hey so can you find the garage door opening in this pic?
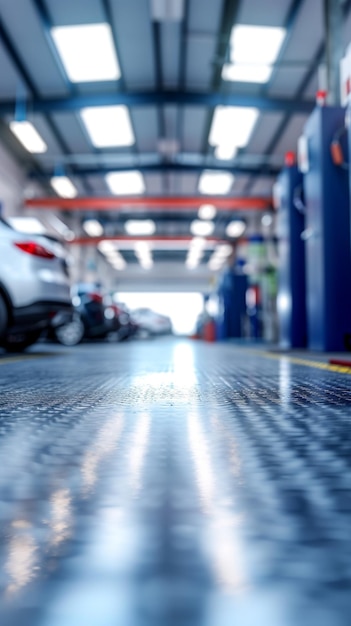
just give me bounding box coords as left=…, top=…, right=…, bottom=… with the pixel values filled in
left=116, top=292, right=204, bottom=335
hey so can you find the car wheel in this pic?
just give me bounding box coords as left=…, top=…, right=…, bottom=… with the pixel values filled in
left=0, top=294, right=8, bottom=337
left=1, top=329, right=42, bottom=353
left=54, top=314, right=85, bottom=346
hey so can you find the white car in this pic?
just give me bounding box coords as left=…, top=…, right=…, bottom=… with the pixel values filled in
left=131, top=307, right=172, bottom=336
left=0, top=218, right=72, bottom=352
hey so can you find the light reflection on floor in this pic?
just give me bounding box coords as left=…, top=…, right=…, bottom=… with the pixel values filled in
left=0, top=338, right=350, bottom=626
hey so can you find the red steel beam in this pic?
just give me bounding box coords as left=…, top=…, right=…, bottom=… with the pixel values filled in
left=25, top=196, right=272, bottom=211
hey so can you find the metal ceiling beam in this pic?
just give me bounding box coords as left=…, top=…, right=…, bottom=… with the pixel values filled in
left=68, top=236, right=233, bottom=247
left=25, top=196, right=271, bottom=210
left=28, top=161, right=280, bottom=179
left=0, top=90, right=314, bottom=117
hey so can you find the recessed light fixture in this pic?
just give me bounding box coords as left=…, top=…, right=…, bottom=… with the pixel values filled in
left=106, top=171, right=145, bottom=195
left=10, top=121, right=47, bottom=153
left=223, top=24, right=286, bottom=84
left=209, top=106, right=259, bottom=156
left=8, top=217, right=46, bottom=234
left=198, top=204, right=217, bottom=220
left=198, top=171, right=234, bottom=195
left=51, top=23, right=121, bottom=82
left=81, top=106, right=135, bottom=148
left=190, top=220, right=215, bottom=237
left=125, top=220, right=155, bottom=236
left=83, top=219, right=104, bottom=237
left=50, top=176, right=78, bottom=198
left=226, top=220, right=246, bottom=238
left=261, top=214, right=273, bottom=227
left=214, top=144, right=238, bottom=160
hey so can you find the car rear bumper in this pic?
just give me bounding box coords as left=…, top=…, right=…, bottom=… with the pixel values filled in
left=11, top=300, right=73, bottom=332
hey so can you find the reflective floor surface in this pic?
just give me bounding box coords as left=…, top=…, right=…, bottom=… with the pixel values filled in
left=0, top=337, right=351, bottom=626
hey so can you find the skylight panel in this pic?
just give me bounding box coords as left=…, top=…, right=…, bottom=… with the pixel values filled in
left=80, top=106, right=135, bottom=148
left=198, top=171, right=234, bottom=195
left=209, top=106, right=259, bottom=151
left=51, top=23, right=120, bottom=82
left=230, top=25, right=286, bottom=65
left=223, top=24, right=286, bottom=84
left=222, top=63, right=273, bottom=84
left=105, top=172, right=145, bottom=195
left=10, top=121, right=47, bottom=153
left=50, top=176, right=78, bottom=198
left=125, top=220, right=156, bottom=236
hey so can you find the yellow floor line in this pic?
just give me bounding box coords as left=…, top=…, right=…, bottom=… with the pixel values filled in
left=239, top=348, right=351, bottom=376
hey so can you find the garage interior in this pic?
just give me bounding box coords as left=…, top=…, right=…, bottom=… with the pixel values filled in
left=1, top=1, right=351, bottom=625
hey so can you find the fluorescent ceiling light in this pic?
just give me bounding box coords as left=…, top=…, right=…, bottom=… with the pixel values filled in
left=223, top=25, right=285, bottom=84
left=222, top=63, right=272, bottom=83
left=214, top=144, right=238, bottom=160
left=106, top=171, right=145, bottom=195
left=198, top=171, right=234, bottom=195
left=51, top=23, right=120, bottom=82
left=134, top=241, right=151, bottom=254
left=10, top=121, right=47, bottom=153
left=98, top=241, right=119, bottom=253
left=125, top=220, right=155, bottom=236
left=109, top=257, right=126, bottom=270
left=215, top=243, right=233, bottom=257
left=8, top=217, right=46, bottom=234
left=190, top=220, right=215, bottom=237
left=190, top=237, right=207, bottom=249
left=230, top=25, right=286, bottom=65
left=50, top=176, right=78, bottom=198
left=222, top=63, right=273, bottom=83
left=186, top=257, right=200, bottom=269
left=139, top=257, right=153, bottom=269
left=83, top=219, right=104, bottom=237
left=81, top=106, right=134, bottom=148
left=226, top=220, right=246, bottom=238
left=209, top=106, right=259, bottom=149
left=198, top=204, right=217, bottom=220
left=151, top=0, right=185, bottom=21
left=262, top=214, right=273, bottom=227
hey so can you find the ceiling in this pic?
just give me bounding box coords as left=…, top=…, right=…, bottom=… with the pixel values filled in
left=0, top=0, right=351, bottom=285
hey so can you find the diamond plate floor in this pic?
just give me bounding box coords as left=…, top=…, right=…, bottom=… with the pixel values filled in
left=0, top=337, right=350, bottom=626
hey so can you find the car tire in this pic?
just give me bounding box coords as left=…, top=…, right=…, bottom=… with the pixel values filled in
left=54, top=314, right=85, bottom=346
left=0, top=294, right=8, bottom=338
left=1, top=329, right=42, bottom=353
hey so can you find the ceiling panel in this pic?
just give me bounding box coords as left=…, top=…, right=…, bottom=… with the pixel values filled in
left=179, top=174, right=199, bottom=194
left=246, top=112, right=284, bottom=153
left=160, top=23, right=182, bottom=88
left=278, top=0, right=323, bottom=64
left=302, top=70, right=318, bottom=100
left=185, top=35, right=217, bottom=90
left=232, top=175, right=252, bottom=194
left=164, top=105, right=179, bottom=139
left=273, top=113, right=308, bottom=156
left=268, top=66, right=308, bottom=98
left=144, top=174, right=164, bottom=195
left=250, top=176, right=275, bottom=196
left=182, top=106, right=208, bottom=153
left=45, top=0, right=105, bottom=25
left=188, top=0, right=224, bottom=34
left=131, top=107, right=159, bottom=152
left=109, top=0, right=156, bottom=89
left=51, top=113, right=93, bottom=154
left=86, top=175, right=110, bottom=194
left=237, top=0, right=291, bottom=26
left=0, top=40, right=25, bottom=99
left=0, top=0, right=69, bottom=97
